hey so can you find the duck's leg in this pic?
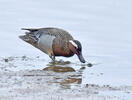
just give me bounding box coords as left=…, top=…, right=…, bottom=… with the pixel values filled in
left=49, top=55, right=55, bottom=62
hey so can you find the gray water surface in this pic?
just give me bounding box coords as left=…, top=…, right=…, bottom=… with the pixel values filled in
left=0, top=0, right=132, bottom=100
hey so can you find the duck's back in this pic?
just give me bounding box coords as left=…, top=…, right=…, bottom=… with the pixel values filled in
left=37, top=28, right=73, bottom=40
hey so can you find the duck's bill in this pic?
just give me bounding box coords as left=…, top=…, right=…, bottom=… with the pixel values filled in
left=77, top=52, right=86, bottom=63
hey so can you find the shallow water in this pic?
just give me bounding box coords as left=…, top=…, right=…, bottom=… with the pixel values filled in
left=0, top=0, right=132, bottom=100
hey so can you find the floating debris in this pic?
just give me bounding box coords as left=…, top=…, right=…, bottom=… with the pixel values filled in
left=87, top=63, right=93, bottom=67
left=4, top=58, right=9, bottom=62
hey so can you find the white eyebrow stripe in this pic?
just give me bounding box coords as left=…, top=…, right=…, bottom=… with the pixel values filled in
left=69, top=40, right=78, bottom=48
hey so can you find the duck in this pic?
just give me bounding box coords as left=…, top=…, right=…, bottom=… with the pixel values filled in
left=19, top=27, right=85, bottom=63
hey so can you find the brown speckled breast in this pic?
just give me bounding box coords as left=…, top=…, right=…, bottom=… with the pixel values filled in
left=50, top=28, right=74, bottom=57
left=52, top=37, right=74, bottom=57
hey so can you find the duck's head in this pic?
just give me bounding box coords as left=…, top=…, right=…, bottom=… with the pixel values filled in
left=69, top=40, right=86, bottom=63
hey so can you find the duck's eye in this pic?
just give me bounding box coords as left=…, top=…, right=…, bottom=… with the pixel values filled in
left=74, top=46, right=77, bottom=49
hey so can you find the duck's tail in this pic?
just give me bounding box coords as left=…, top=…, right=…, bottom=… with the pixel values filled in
left=21, top=28, right=39, bottom=32
left=19, top=28, right=40, bottom=49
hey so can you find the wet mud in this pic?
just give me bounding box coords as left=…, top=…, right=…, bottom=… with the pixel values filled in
left=0, top=56, right=131, bottom=100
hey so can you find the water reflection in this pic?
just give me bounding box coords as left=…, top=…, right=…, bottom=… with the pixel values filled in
left=43, top=60, right=86, bottom=89
left=43, top=60, right=75, bottom=72
left=43, top=66, right=75, bottom=72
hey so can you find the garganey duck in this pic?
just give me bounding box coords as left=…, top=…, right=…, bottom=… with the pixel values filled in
left=19, top=27, right=85, bottom=63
